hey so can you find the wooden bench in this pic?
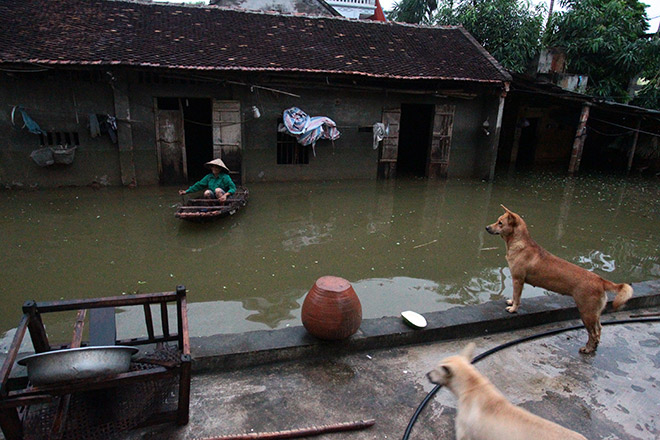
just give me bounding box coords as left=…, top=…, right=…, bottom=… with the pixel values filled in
left=0, top=286, right=191, bottom=440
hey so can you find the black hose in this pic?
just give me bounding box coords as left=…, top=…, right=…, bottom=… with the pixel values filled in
left=401, top=317, right=660, bottom=440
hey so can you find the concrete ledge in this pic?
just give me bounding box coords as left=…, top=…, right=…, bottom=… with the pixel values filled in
left=191, top=279, right=660, bottom=373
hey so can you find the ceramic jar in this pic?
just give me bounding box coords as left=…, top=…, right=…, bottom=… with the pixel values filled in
left=301, top=276, right=362, bottom=340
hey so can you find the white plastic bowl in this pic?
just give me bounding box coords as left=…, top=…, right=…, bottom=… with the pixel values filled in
left=401, top=310, right=427, bottom=329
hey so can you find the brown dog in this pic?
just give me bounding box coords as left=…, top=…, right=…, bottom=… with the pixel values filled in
left=486, top=205, right=633, bottom=354
left=427, top=343, right=588, bottom=440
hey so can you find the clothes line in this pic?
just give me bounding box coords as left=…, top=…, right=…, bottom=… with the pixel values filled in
left=161, top=72, right=301, bottom=98
left=586, top=125, right=633, bottom=137
left=589, top=116, right=660, bottom=137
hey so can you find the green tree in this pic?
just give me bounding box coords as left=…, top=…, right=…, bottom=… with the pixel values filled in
left=388, top=0, right=438, bottom=24
left=389, top=0, right=545, bottom=73
left=630, top=34, right=660, bottom=109
left=433, top=0, right=546, bottom=73
left=544, top=0, right=654, bottom=104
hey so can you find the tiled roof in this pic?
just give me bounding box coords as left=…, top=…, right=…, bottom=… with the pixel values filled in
left=0, top=0, right=510, bottom=83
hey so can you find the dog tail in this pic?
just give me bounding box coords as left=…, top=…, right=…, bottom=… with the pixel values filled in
left=605, top=281, right=633, bottom=310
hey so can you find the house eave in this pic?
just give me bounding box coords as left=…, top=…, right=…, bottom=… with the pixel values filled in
left=1, top=60, right=508, bottom=86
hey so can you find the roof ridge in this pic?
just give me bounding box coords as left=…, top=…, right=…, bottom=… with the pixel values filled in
left=456, top=26, right=512, bottom=83
left=106, top=0, right=465, bottom=28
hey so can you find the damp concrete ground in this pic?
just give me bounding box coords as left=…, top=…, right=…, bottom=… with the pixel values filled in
left=126, top=280, right=660, bottom=440
left=2, top=281, right=659, bottom=440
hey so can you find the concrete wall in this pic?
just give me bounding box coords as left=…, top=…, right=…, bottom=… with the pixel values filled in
left=239, top=85, right=500, bottom=182
left=0, top=68, right=502, bottom=188
left=0, top=71, right=121, bottom=188
left=240, top=85, right=383, bottom=182
left=450, top=94, right=499, bottom=179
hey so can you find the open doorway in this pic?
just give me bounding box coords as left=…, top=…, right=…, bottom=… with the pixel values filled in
left=182, top=98, right=213, bottom=182
left=397, top=104, right=435, bottom=178
left=155, top=98, right=212, bottom=184
left=515, top=118, right=539, bottom=170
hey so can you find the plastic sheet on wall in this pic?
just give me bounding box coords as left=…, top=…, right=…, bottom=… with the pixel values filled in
left=279, top=107, right=340, bottom=156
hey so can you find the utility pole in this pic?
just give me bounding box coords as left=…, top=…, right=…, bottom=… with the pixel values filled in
left=546, top=0, right=555, bottom=29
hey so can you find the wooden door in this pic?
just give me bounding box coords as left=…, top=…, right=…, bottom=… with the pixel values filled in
left=212, top=100, right=242, bottom=181
left=155, top=105, right=187, bottom=184
left=427, top=104, right=455, bottom=179
left=379, top=108, right=400, bottom=179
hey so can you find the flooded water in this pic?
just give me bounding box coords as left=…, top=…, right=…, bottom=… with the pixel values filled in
left=1, top=173, right=659, bottom=344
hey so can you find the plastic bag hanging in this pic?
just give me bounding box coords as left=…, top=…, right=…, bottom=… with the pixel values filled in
left=280, top=107, right=340, bottom=156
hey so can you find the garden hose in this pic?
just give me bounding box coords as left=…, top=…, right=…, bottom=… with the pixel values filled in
left=401, top=317, right=660, bottom=440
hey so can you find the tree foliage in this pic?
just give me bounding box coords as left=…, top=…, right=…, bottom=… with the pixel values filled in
left=387, top=0, right=659, bottom=109
left=389, top=0, right=545, bottom=72
left=631, top=36, right=660, bottom=109
left=433, top=0, right=546, bottom=73
left=388, top=0, right=438, bottom=24
left=544, top=0, right=656, bottom=105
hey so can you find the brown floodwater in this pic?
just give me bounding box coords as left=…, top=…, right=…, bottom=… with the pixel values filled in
left=1, top=172, right=659, bottom=344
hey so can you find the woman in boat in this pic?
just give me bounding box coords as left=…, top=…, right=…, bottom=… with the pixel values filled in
left=178, top=158, right=236, bottom=201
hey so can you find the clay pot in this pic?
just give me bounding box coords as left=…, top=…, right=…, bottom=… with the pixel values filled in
left=301, top=276, right=362, bottom=340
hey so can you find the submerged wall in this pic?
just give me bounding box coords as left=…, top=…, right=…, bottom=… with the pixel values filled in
left=0, top=71, right=122, bottom=187
left=0, top=68, right=501, bottom=188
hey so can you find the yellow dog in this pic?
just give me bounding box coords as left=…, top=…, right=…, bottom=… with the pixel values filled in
left=427, top=343, right=588, bottom=440
left=486, top=205, right=633, bottom=353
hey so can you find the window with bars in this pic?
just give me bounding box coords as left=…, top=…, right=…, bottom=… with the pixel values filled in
left=277, top=118, right=309, bottom=165
left=39, top=131, right=80, bottom=147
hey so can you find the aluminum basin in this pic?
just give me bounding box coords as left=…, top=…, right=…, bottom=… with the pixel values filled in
left=18, top=346, right=139, bottom=385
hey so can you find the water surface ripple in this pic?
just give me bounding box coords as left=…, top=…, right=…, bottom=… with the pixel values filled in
left=1, top=173, right=658, bottom=341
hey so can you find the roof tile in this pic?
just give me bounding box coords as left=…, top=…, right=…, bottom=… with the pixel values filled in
left=0, top=0, right=510, bottom=82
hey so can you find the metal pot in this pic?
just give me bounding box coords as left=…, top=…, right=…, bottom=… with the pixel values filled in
left=18, top=346, right=139, bottom=385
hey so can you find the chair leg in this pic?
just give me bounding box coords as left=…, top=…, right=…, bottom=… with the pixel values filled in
left=0, top=408, right=23, bottom=440
left=177, top=354, right=191, bottom=426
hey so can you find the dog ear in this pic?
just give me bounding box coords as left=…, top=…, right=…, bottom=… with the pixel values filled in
left=460, top=342, right=476, bottom=361
left=442, top=365, right=452, bottom=378
left=500, top=205, right=517, bottom=224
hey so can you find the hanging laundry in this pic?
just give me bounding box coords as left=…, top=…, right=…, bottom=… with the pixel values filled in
left=11, top=106, right=44, bottom=135
left=372, top=122, right=387, bottom=150
left=282, top=107, right=309, bottom=135
left=98, top=114, right=118, bottom=143
left=106, top=115, right=117, bottom=143
left=89, top=113, right=101, bottom=138
left=280, top=107, right=340, bottom=156
left=107, top=115, right=117, bottom=131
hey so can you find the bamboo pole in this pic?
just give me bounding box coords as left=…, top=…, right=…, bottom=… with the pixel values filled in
left=488, top=85, right=508, bottom=181
left=626, top=119, right=641, bottom=173
left=195, top=419, right=376, bottom=440
left=568, top=102, right=591, bottom=175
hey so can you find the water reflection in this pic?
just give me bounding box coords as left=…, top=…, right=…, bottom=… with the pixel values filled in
left=578, top=250, right=617, bottom=273
left=1, top=173, right=659, bottom=342
left=242, top=294, right=302, bottom=327
left=282, top=222, right=334, bottom=252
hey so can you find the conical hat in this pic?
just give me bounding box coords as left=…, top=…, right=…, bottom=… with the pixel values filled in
left=205, top=158, right=231, bottom=173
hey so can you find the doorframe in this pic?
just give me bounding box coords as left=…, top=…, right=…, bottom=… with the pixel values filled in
left=154, top=97, right=188, bottom=184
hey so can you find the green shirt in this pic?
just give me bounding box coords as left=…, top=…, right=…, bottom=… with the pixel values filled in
left=185, top=173, right=236, bottom=195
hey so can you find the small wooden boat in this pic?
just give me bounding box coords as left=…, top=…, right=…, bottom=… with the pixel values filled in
left=175, top=187, right=249, bottom=222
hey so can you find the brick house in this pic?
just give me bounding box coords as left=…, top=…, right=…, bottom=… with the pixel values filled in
left=0, top=0, right=510, bottom=188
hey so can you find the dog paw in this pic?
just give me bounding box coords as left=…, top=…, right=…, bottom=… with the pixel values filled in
left=579, top=346, right=596, bottom=355
left=505, top=306, right=518, bottom=313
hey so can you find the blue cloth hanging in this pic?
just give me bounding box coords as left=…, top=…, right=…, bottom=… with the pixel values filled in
left=13, top=106, right=45, bottom=135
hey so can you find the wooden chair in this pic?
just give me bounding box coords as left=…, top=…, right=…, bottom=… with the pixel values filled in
left=0, top=286, right=191, bottom=440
